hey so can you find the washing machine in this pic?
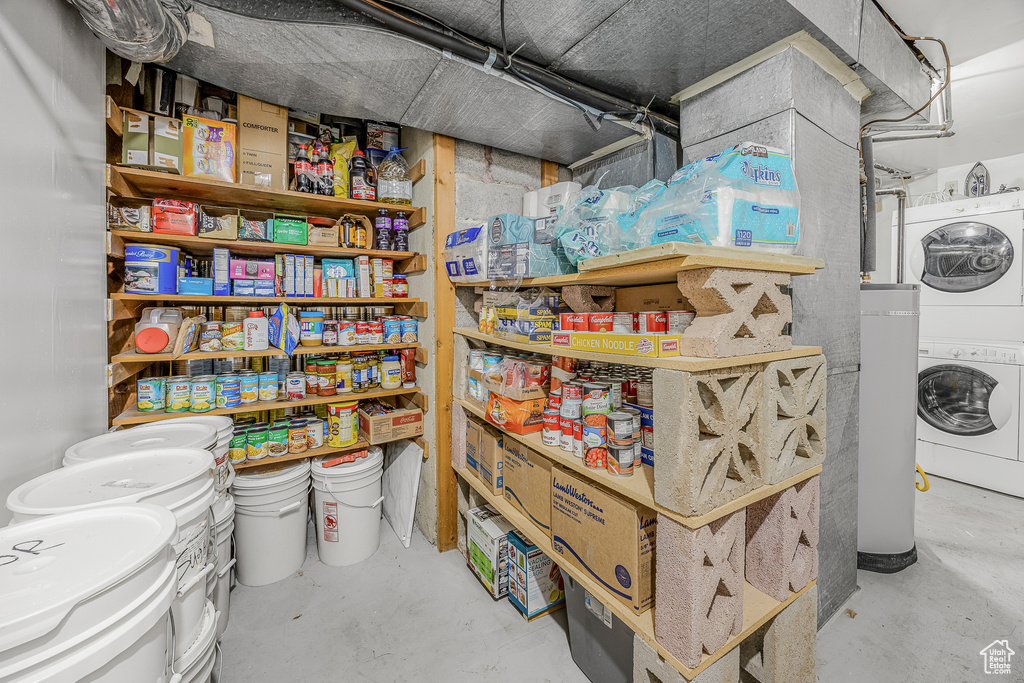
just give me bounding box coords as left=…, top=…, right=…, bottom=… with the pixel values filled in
left=916, top=338, right=1024, bottom=497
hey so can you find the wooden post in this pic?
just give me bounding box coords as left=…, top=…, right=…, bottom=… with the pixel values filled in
left=541, top=159, right=559, bottom=187
left=434, top=134, right=459, bottom=553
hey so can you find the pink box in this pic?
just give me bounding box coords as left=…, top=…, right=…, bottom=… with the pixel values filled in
left=230, top=258, right=275, bottom=280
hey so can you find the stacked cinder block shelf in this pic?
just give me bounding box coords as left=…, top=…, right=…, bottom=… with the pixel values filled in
left=450, top=244, right=826, bottom=682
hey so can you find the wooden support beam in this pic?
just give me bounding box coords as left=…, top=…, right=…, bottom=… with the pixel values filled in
left=409, top=158, right=426, bottom=185
left=415, top=347, right=428, bottom=364
left=107, top=231, right=125, bottom=259
left=541, top=159, right=559, bottom=187
left=414, top=436, right=430, bottom=461
left=105, top=164, right=138, bottom=199
left=107, top=360, right=153, bottom=387
left=397, top=301, right=428, bottom=318
left=434, top=133, right=458, bottom=553
left=106, top=96, right=122, bottom=136
left=106, top=298, right=145, bottom=322
left=409, top=391, right=429, bottom=413
left=395, top=253, right=428, bottom=275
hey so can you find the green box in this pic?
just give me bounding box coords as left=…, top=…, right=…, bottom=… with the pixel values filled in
left=273, top=215, right=308, bottom=245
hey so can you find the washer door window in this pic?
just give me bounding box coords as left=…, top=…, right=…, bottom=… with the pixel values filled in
left=919, top=222, right=1013, bottom=293
left=918, top=364, right=1009, bottom=436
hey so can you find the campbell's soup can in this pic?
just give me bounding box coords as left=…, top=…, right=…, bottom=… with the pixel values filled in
left=367, top=321, right=385, bottom=344
left=589, top=313, right=614, bottom=333
left=572, top=419, right=583, bottom=459
left=562, top=381, right=583, bottom=404
left=668, top=310, right=696, bottom=333
left=612, top=312, right=634, bottom=334
left=542, top=409, right=561, bottom=446
left=607, top=444, right=634, bottom=475
left=548, top=388, right=562, bottom=410
left=164, top=376, right=191, bottom=413
left=637, top=311, right=668, bottom=334
left=571, top=313, right=589, bottom=331
left=582, top=382, right=611, bottom=416
left=559, top=416, right=574, bottom=452
left=355, top=320, right=369, bottom=344
left=625, top=377, right=638, bottom=403
left=559, top=313, right=575, bottom=331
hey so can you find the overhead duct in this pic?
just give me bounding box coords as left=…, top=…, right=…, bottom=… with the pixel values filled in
left=68, top=0, right=190, bottom=63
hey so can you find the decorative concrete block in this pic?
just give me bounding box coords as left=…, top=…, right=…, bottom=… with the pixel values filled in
left=745, top=477, right=819, bottom=602
left=676, top=269, right=792, bottom=358
left=633, top=633, right=740, bottom=683
left=653, top=366, right=764, bottom=516
left=739, top=585, right=817, bottom=683
left=451, top=401, right=467, bottom=469
left=655, top=511, right=745, bottom=669
left=761, top=355, right=827, bottom=484
left=562, top=285, right=615, bottom=312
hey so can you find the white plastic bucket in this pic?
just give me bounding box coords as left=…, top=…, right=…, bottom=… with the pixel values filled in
left=171, top=600, right=218, bottom=683
left=207, top=493, right=235, bottom=640
left=231, top=460, right=311, bottom=586
left=0, top=506, right=179, bottom=683
left=7, top=449, right=217, bottom=661
left=311, top=449, right=384, bottom=567
left=159, top=416, right=234, bottom=491
left=63, top=423, right=218, bottom=467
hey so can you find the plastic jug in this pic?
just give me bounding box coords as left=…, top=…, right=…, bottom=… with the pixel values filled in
left=134, top=307, right=185, bottom=354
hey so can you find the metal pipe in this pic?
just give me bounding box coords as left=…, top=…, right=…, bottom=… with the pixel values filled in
left=877, top=188, right=907, bottom=282
left=873, top=130, right=956, bottom=143
left=873, top=162, right=913, bottom=179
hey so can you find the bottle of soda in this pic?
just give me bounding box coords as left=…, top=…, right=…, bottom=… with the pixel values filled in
left=318, top=148, right=334, bottom=196
left=350, top=150, right=376, bottom=201
left=294, top=144, right=314, bottom=194
left=310, top=148, right=322, bottom=196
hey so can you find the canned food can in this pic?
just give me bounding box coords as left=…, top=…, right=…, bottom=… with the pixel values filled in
left=559, top=398, right=581, bottom=420
left=238, top=372, right=258, bottom=404
left=571, top=313, right=589, bottom=331
left=305, top=418, right=324, bottom=449
left=383, top=319, right=402, bottom=344
left=401, top=319, right=418, bottom=343
left=605, top=411, right=635, bottom=446
left=559, top=416, right=573, bottom=452
left=286, top=372, right=306, bottom=400
left=246, top=425, right=269, bottom=461
left=562, top=381, right=583, bottom=403
left=542, top=409, right=561, bottom=446
left=589, top=313, right=614, bottom=333
left=547, top=388, right=562, bottom=410
left=258, top=372, right=279, bottom=401
left=327, top=402, right=360, bottom=447
left=637, top=380, right=654, bottom=407
left=607, top=444, right=634, bottom=475
left=288, top=420, right=308, bottom=454
left=164, top=376, right=191, bottom=413
left=642, top=424, right=654, bottom=450
left=612, top=312, right=634, bottom=334
left=559, top=313, right=575, bottom=331
left=581, top=382, right=611, bottom=416
left=367, top=321, right=384, bottom=344
left=267, top=422, right=289, bottom=457
left=626, top=377, right=638, bottom=403
left=594, top=375, right=622, bottom=409
left=355, top=321, right=369, bottom=344
left=189, top=376, right=215, bottom=413
left=483, top=353, right=503, bottom=374
left=637, top=311, right=667, bottom=333
left=667, top=310, right=696, bottom=334
left=339, top=321, right=356, bottom=346
left=572, top=419, right=583, bottom=459
left=582, top=414, right=607, bottom=469
left=136, top=378, right=165, bottom=412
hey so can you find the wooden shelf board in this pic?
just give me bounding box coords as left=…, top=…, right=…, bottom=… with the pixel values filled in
left=105, top=96, right=122, bottom=136
left=456, top=396, right=820, bottom=529
left=112, top=342, right=423, bottom=363
left=110, top=293, right=421, bottom=306
left=112, top=385, right=421, bottom=425
left=454, top=466, right=815, bottom=680
left=109, top=166, right=426, bottom=228
left=455, top=243, right=823, bottom=288
left=233, top=441, right=369, bottom=471
left=454, top=328, right=821, bottom=372
left=409, top=158, right=426, bottom=185
left=109, top=229, right=420, bottom=263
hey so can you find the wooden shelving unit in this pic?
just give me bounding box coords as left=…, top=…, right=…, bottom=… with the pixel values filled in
left=234, top=440, right=370, bottom=471
left=110, top=292, right=424, bottom=307
left=455, top=465, right=815, bottom=679
left=111, top=342, right=421, bottom=363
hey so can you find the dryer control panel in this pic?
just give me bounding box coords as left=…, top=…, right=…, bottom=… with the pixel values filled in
left=919, top=340, right=1024, bottom=364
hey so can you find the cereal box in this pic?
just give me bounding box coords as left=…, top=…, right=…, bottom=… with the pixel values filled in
left=182, top=114, right=236, bottom=183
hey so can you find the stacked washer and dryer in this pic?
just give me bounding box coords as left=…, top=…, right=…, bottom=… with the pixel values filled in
left=901, top=190, right=1024, bottom=497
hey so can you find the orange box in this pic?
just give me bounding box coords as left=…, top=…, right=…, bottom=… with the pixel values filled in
left=550, top=331, right=681, bottom=358
left=182, top=114, right=236, bottom=183
left=485, top=393, right=545, bottom=435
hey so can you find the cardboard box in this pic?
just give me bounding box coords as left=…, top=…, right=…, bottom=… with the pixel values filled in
left=477, top=425, right=504, bottom=496
left=358, top=406, right=424, bottom=444
left=237, top=96, right=288, bottom=189
left=152, top=199, right=197, bottom=235
left=465, top=418, right=484, bottom=476
left=507, top=529, right=566, bottom=620
left=467, top=505, right=515, bottom=599
left=478, top=369, right=548, bottom=402
left=356, top=256, right=371, bottom=298
left=273, top=215, right=308, bottom=246
left=152, top=116, right=182, bottom=172
left=197, top=205, right=238, bottom=240
left=213, top=248, right=230, bottom=296
left=107, top=198, right=152, bottom=232
left=614, top=282, right=691, bottom=312
left=308, top=217, right=339, bottom=246
left=321, top=259, right=355, bottom=279
left=284, top=255, right=296, bottom=296
left=485, top=394, right=545, bottom=435
left=233, top=279, right=255, bottom=296
left=550, top=331, right=681, bottom=358
left=239, top=210, right=273, bottom=242
left=177, top=277, right=213, bottom=296
left=502, top=439, right=552, bottom=534
left=229, top=259, right=274, bottom=280
left=550, top=468, right=657, bottom=614
left=366, top=121, right=399, bottom=150
left=182, top=114, right=236, bottom=183
left=122, top=110, right=151, bottom=166
left=254, top=280, right=276, bottom=296
left=494, top=328, right=552, bottom=345
left=304, top=255, right=315, bottom=299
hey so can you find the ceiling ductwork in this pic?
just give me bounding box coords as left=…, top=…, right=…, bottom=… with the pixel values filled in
left=68, top=0, right=190, bottom=62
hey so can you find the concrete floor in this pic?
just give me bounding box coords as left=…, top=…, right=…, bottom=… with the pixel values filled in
left=221, top=476, right=1023, bottom=682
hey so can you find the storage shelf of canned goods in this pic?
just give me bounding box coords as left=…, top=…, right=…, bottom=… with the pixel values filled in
left=454, top=327, right=821, bottom=372
left=108, top=165, right=427, bottom=229
left=110, top=293, right=424, bottom=307
left=111, top=343, right=422, bottom=363
left=453, top=464, right=816, bottom=680
left=108, top=229, right=424, bottom=264
left=112, top=385, right=422, bottom=426
left=455, top=397, right=821, bottom=529
left=233, top=441, right=371, bottom=471
left=452, top=243, right=824, bottom=289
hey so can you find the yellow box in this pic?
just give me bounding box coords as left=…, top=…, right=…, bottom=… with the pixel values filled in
left=550, top=331, right=681, bottom=358
left=182, top=114, right=236, bottom=183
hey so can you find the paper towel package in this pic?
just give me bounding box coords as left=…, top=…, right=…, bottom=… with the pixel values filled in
left=522, top=182, right=582, bottom=218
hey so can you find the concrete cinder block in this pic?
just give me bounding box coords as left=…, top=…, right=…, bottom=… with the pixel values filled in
left=562, top=285, right=616, bottom=312
left=739, top=585, right=817, bottom=683
left=677, top=269, right=792, bottom=358
left=633, top=633, right=740, bottom=683
left=745, top=477, right=819, bottom=602
left=453, top=334, right=470, bottom=401
left=655, top=511, right=745, bottom=669
left=455, top=139, right=541, bottom=190
left=451, top=401, right=467, bottom=470
left=761, top=355, right=827, bottom=484
left=653, top=366, right=764, bottom=516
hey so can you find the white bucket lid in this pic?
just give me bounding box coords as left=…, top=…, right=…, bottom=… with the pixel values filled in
left=311, top=447, right=384, bottom=480
left=8, top=449, right=215, bottom=519
left=231, top=458, right=311, bottom=491
left=64, top=422, right=218, bottom=466
left=212, top=492, right=235, bottom=528
left=0, top=505, right=178, bottom=654
left=173, top=599, right=218, bottom=676
left=162, top=415, right=234, bottom=441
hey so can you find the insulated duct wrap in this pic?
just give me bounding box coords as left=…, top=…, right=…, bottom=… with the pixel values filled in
left=861, top=136, right=876, bottom=274
left=68, top=0, right=190, bottom=62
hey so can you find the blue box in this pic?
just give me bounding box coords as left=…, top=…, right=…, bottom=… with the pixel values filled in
left=507, top=529, right=565, bottom=621
left=233, top=279, right=255, bottom=296
left=253, top=280, right=276, bottom=296
left=623, top=402, right=653, bottom=467
left=177, top=277, right=213, bottom=296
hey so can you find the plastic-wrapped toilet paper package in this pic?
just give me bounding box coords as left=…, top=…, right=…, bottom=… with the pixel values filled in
left=443, top=225, right=489, bottom=282
left=554, top=184, right=636, bottom=265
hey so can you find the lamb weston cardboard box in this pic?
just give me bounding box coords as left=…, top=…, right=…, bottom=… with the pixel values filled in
left=550, top=468, right=657, bottom=614
left=502, top=440, right=551, bottom=534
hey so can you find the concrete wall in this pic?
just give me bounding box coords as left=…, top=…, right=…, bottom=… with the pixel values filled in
left=0, top=0, right=106, bottom=525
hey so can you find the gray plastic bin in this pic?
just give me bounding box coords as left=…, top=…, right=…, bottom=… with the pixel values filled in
left=564, top=574, right=634, bottom=683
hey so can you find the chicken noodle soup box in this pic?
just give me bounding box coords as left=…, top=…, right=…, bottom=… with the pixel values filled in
left=550, top=468, right=656, bottom=614
left=507, top=529, right=565, bottom=621
left=467, top=505, right=516, bottom=599
left=502, top=440, right=551, bottom=533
